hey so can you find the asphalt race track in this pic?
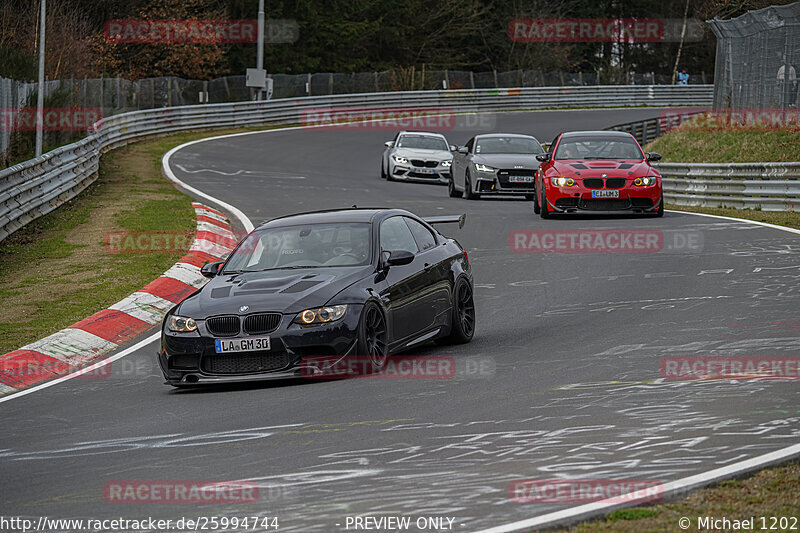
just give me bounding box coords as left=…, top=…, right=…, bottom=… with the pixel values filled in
left=2, top=109, right=799, bottom=532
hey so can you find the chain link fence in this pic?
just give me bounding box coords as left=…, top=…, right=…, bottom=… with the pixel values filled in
left=1, top=69, right=709, bottom=166
left=708, top=2, right=800, bottom=110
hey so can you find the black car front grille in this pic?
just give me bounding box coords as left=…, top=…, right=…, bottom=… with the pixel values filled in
left=582, top=178, right=604, bottom=189
left=631, top=198, right=654, bottom=208
left=410, top=159, right=438, bottom=168
left=243, top=313, right=282, bottom=334
left=605, top=178, right=627, bottom=188
left=203, top=351, right=291, bottom=374
left=408, top=171, right=440, bottom=178
left=169, top=354, right=199, bottom=370
left=579, top=199, right=632, bottom=210
left=206, top=316, right=240, bottom=337
left=555, top=198, right=579, bottom=208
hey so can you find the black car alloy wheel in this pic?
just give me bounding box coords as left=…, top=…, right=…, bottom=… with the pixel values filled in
left=359, top=302, right=388, bottom=368
left=440, top=277, right=475, bottom=344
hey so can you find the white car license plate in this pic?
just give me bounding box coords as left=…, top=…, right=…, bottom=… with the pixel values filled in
left=214, top=337, right=270, bottom=353
left=592, top=190, right=620, bottom=198
left=509, top=176, right=534, bottom=183
left=413, top=168, right=435, bottom=174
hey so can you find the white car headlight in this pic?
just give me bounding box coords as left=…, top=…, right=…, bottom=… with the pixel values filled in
left=442, top=159, right=453, bottom=167
left=475, top=164, right=497, bottom=173
left=167, top=315, right=197, bottom=332
left=293, top=305, right=348, bottom=325
left=393, top=155, right=409, bottom=164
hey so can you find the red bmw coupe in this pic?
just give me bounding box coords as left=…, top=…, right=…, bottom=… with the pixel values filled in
left=534, top=131, right=664, bottom=218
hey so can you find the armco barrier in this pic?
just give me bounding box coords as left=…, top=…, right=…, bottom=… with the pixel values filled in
left=1, top=85, right=713, bottom=242
left=657, top=162, right=800, bottom=211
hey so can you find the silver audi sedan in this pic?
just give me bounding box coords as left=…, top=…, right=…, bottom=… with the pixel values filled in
left=381, top=131, right=454, bottom=185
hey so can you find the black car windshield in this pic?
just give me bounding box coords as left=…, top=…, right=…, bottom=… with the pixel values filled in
left=396, top=135, right=448, bottom=151
left=555, top=136, right=644, bottom=159
left=474, top=137, right=543, bottom=154
left=224, top=223, right=371, bottom=272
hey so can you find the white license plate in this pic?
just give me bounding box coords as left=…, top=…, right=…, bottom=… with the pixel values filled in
left=592, top=190, right=620, bottom=198
left=413, top=168, right=435, bottom=174
left=214, top=337, right=271, bottom=353
left=509, top=176, right=534, bottom=183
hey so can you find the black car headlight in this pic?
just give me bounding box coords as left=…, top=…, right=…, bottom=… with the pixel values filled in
left=293, top=305, right=348, bottom=325
left=167, top=315, right=197, bottom=332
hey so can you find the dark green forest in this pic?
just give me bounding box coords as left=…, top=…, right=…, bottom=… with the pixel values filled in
left=0, top=0, right=796, bottom=82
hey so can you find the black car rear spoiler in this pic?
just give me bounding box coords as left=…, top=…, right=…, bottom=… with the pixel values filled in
left=423, top=214, right=467, bottom=229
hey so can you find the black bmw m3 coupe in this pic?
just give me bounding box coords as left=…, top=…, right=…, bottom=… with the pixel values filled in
left=158, top=208, right=475, bottom=387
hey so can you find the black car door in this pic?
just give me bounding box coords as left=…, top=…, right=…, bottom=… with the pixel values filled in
left=403, top=217, right=452, bottom=332
left=377, top=216, right=431, bottom=345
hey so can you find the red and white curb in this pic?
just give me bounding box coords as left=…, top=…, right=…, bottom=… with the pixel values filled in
left=0, top=202, right=237, bottom=395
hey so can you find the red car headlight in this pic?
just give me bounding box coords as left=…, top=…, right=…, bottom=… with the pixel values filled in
left=550, top=177, right=576, bottom=187
left=633, top=176, right=658, bottom=186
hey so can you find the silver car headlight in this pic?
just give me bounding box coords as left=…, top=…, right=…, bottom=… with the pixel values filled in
left=475, top=164, right=497, bottom=173
left=442, top=159, right=453, bottom=167
left=293, top=305, right=348, bottom=325
left=393, top=155, right=409, bottom=164
left=167, top=315, right=197, bottom=332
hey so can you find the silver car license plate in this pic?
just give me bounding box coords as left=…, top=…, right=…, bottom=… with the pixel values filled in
left=215, top=337, right=270, bottom=353
left=592, top=190, right=620, bottom=198
left=413, top=168, right=435, bottom=174
left=509, top=176, right=534, bottom=183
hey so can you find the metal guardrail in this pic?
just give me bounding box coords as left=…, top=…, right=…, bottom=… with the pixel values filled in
left=606, top=109, right=706, bottom=145
left=657, top=162, right=800, bottom=211
left=0, top=85, right=715, bottom=242
left=606, top=111, right=799, bottom=212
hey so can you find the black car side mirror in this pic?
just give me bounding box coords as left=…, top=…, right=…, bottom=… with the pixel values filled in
left=646, top=152, right=662, bottom=162
left=385, top=250, right=415, bottom=267
left=200, top=261, right=223, bottom=278
left=536, top=153, right=551, bottom=162
left=457, top=146, right=469, bottom=154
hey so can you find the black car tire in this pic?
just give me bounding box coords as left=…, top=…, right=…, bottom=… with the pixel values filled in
left=385, top=163, right=394, bottom=182
left=380, top=160, right=387, bottom=180
left=533, top=189, right=541, bottom=214
left=448, top=176, right=460, bottom=198
left=464, top=170, right=478, bottom=200
left=357, top=302, right=388, bottom=371
left=540, top=187, right=551, bottom=219
left=655, top=192, right=664, bottom=217
left=439, top=277, right=475, bottom=344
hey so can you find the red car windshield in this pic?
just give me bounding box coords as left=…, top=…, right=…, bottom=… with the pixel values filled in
left=555, top=136, right=644, bottom=160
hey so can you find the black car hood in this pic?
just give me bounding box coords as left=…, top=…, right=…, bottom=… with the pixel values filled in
left=177, top=266, right=373, bottom=317
left=473, top=153, right=542, bottom=169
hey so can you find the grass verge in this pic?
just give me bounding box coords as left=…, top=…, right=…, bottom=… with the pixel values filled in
left=552, top=461, right=800, bottom=532
left=0, top=125, right=285, bottom=355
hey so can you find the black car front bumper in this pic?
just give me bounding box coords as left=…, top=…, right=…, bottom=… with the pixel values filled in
left=158, top=305, right=362, bottom=386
